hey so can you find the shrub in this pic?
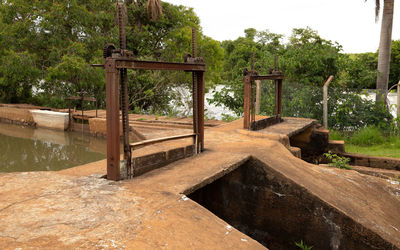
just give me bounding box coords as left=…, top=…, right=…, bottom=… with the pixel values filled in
left=329, top=130, right=344, bottom=140
left=295, top=240, right=313, bottom=250
left=350, top=126, right=385, bottom=146
left=221, top=113, right=238, bottom=122
left=324, top=153, right=352, bottom=170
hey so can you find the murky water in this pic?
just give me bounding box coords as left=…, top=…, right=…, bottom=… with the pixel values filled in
left=0, top=122, right=108, bottom=172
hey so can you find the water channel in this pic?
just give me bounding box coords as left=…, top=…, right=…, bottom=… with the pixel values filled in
left=0, top=122, right=108, bottom=172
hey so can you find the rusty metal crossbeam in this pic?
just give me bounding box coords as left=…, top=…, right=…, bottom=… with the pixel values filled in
left=129, top=133, right=196, bottom=150
left=115, top=60, right=206, bottom=72
left=67, top=96, right=97, bottom=102
left=250, top=74, right=284, bottom=81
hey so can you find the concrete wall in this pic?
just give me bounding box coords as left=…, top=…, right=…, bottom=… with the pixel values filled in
left=0, top=106, right=35, bottom=126
left=189, top=158, right=395, bottom=250
left=290, top=127, right=330, bottom=162
left=130, top=145, right=195, bottom=177
left=340, top=152, right=400, bottom=171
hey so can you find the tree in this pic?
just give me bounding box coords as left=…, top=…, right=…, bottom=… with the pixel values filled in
left=335, top=53, right=377, bottom=89
left=0, top=50, right=40, bottom=103
left=0, top=0, right=116, bottom=106
left=124, top=1, right=223, bottom=113
left=210, top=28, right=282, bottom=115
left=145, top=0, right=163, bottom=20
left=0, top=0, right=223, bottom=113
left=389, top=40, right=400, bottom=88
left=374, top=0, right=395, bottom=103
left=282, top=27, right=342, bottom=86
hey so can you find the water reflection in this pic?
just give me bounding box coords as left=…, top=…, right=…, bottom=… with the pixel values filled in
left=0, top=123, right=108, bottom=172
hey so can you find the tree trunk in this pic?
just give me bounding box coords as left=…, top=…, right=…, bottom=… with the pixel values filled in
left=376, top=0, right=394, bottom=103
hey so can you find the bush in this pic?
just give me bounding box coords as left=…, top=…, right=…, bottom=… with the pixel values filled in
left=295, top=240, right=313, bottom=250
left=329, top=130, right=344, bottom=140
left=349, top=126, right=385, bottom=146
left=330, top=89, right=392, bottom=131
left=324, top=153, right=352, bottom=170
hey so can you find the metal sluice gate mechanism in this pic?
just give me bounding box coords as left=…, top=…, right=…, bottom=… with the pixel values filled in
left=95, top=2, right=206, bottom=181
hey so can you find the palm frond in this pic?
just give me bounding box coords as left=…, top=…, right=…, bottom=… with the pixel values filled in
left=375, top=0, right=380, bottom=22
left=146, top=0, right=163, bottom=21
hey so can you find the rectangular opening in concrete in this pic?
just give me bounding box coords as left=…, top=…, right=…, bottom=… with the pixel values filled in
left=186, top=157, right=394, bottom=250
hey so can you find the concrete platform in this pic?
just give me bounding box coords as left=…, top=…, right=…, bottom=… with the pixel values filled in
left=255, top=116, right=317, bottom=138
left=30, top=110, right=69, bottom=130
left=0, top=117, right=399, bottom=249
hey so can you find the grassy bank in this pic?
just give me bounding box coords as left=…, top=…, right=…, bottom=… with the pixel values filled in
left=330, top=127, right=400, bottom=159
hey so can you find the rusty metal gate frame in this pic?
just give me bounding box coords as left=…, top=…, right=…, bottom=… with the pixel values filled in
left=67, top=93, right=98, bottom=131
left=100, top=28, right=205, bottom=181
left=243, top=54, right=284, bottom=130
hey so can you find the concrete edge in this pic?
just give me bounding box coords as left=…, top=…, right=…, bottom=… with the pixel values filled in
left=181, top=155, right=251, bottom=196
left=235, top=129, right=290, bottom=148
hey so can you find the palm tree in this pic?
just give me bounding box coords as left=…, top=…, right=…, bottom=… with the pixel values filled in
left=146, top=0, right=163, bottom=20
left=374, top=0, right=395, bottom=103
left=125, top=0, right=163, bottom=20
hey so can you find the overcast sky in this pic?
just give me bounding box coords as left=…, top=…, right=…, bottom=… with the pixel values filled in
left=163, top=0, right=400, bottom=54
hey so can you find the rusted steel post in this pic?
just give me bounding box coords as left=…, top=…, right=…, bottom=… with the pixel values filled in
left=68, top=99, right=71, bottom=131
left=117, top=2, right=131, bottom=176
left=81, top=94, right=84, bottom=130
left=105, top=58, right=121, bottom=181
left=191, top=28, right=199, bottom=152
left=197, top=71, right=205, bottom=152
left=274, top=79, right=283, bottom=116
left=243, top=75, right=251, bottom=129
left=250, top=79, right=255, bottom=123
left=250, top=53, right=255, bottom=124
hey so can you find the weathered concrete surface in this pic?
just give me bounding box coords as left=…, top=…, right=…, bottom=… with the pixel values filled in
left=340, top=152, right=400, bottom=171
left=327, top=140, right=346, bottom=153
left=190, top=158, right=400, bottom=249
left=0, top=156, right=262, bottom=249
left=30, top=110, right=69, bottom=130
left=0, top=117, right=399, bottom=249
left=290, top=126, right=330, bottom=161
left=351, top=165, right=400, bottom=180
left=0, top=106, right=35, bottom=126
left=255, top=116, right=317, bottom=138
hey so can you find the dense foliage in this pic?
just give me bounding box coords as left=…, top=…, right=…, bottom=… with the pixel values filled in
left=209, top=27, right=394, bottom=130
left=0, top=1, right=397, bottom=131
left=0, top=0, right=223, bottom=113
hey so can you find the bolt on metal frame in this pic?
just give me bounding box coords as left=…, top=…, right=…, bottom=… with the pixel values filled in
left=100, top=28, right=205, bottom=181
left=243, top=54, right=284, bottom=130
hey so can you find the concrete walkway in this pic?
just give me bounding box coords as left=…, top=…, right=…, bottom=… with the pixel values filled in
left=0, top=119, right=399, bottom=249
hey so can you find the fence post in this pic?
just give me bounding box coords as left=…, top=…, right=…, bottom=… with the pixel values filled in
left=397, top=82, right=400, bottom=119
left=255, top=80, right=261, bottom=114
left=323, top=75, right=334, bottom=128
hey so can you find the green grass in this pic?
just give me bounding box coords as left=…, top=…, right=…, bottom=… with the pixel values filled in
left=349, top=126, right=385, bottom=146
left=330, top=127, right=400, bottom=159
left=346, top=143, right=400, bottom=158
left=329, top=130, right=344, bottom=140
